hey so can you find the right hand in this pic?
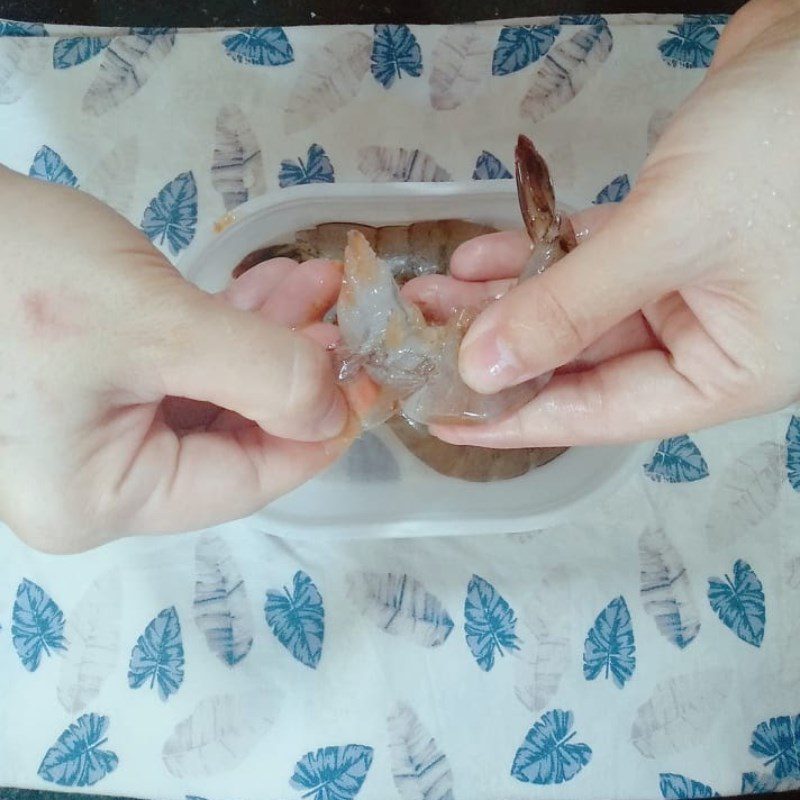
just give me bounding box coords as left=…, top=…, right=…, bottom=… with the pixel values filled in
left=406, top=0, right=800, bottom=449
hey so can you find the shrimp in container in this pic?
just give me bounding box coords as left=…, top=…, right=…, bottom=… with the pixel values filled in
left=335, top=134, right=577, bottom=428
left=228, top=135, right=573, bottom=481
left=232, top=220, right=497, bottom=284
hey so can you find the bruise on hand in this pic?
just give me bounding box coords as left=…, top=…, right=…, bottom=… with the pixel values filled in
left=21, top=290, right=84, bottom=339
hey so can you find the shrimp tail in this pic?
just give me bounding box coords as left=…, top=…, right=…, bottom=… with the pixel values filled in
left=515, top=134, right=578, bottom=260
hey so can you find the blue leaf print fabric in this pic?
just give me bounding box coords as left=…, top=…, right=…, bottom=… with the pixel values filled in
left=346, top=572, right=454, bottom=647
left=582, top=595, right=635, bottom=688
left=644, top=435, right=709, bottom=483
left=52, top=37, right=110, bottom=68
left=193, top=534, right=253, bottom=667
left=559, top=15, right=605, bottom=25
left=370, top=25, right=422, bottom=89
left=81, top=30, right=176, bottom=116
left=0, top=20, right=47, bottom=35
left=472, top=150, right=512, bottom=180
left=658, top=21, right=720, bottom=69
left=785, top=415, right=800, bottom=490
left=639, top=528, right=701, bottom=649
left=749, top=714, right=800, bottom=779
left=278, top=143, right=335, bottom=187
left=491, top=25, right=559, bottom=76
left=464, top=574, right=520, bottom=671
left=1, top=14, right=799, bottom=800
left=594, top=174, right=630, bottom=204
left=222, top=28, right=294, bottom=66
left=386, top=703, right=454, bottom=800
left=140, top=171, right=197, bottom=257
left=37, top=713, right=118, bottom=787
left=28, top=145, right=78, bottom=187
left=659, top=773, right=719, bottom=798
left=686, top=14, right=729, bottom=25
left=265, top=570, right=324, bottom=669
left=519, top=21, right=613, bottom=123
left=128, top=606, right=184, bottom=700
left=290, top=744, right=374, bottom=800
left=12, top=578, right=67, bottom=672
left=707, top=559, right=765, bottom=647
left=511, top=709, right=592, bottom=785
left=740, top=771, right=796, bottom=794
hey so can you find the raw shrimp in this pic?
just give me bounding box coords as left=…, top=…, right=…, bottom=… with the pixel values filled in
left=226, top=135, right=573, bottom=481
left=335, top=134, right=577, bottom=429
left=232, top=221, right=497, bottom=284
left=386, top=415, right=566, bottom=482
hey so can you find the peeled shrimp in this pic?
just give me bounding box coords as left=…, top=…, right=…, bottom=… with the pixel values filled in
left=335, top=134, right=576, bottom=429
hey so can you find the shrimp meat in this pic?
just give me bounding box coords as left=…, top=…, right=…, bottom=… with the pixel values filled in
left=336, top=134, right=576, bottom=428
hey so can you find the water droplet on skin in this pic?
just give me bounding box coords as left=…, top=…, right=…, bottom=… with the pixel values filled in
left=775, top=342, right=783, bottom=352
left=746, top=219, right=754, bottom=229
left=575, top=226, right=591, bottom=242
left=763, top=138, right=771, bottom=147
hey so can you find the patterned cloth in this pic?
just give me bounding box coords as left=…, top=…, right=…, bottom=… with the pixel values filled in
left=1, top=14, right=799, bottom=800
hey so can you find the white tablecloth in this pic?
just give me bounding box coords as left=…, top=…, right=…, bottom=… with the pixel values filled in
left=1, top=14, right=799, bottom=800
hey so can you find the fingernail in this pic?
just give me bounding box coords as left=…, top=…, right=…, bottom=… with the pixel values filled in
left=316, top=389, right=349, bottom=440
left=461, top=329, right=523, bottom=393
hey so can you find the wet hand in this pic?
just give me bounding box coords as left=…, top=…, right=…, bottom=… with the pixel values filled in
left=409, top=0, right=800, bottom=448
left=0, top=168, right=350, bottom=553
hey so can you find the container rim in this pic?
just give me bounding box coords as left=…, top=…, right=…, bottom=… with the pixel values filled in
left=180, top=179, right=523, bottom=267
left=178, top=180, right=649, bottom=540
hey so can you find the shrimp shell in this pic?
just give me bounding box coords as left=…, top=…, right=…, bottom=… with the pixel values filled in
left=516, top=133, right=577, bottom=279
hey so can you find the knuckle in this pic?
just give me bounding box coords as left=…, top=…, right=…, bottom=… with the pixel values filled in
left=709, top=360, right=764, bottom=407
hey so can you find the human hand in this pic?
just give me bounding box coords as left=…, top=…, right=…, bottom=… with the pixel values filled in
left=0, top=167, right=351, bottom=553
left=406, top=0, right=800, bottom=449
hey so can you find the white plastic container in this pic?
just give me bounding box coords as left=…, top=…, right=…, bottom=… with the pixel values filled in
left=181, top=182, right=647, bottom=539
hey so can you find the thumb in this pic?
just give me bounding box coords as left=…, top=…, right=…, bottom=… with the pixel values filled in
left=138, top=276, right=348, bottom=442
left=458, top=193, right=686, bottom=394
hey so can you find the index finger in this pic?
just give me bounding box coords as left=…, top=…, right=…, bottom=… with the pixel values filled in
left=449, top=205, right=619, bottom=281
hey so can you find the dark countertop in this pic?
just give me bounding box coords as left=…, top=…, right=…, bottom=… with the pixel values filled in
left=0, top=4, right=781, bottom=800
left=3, top=0, right=744, bottom=26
